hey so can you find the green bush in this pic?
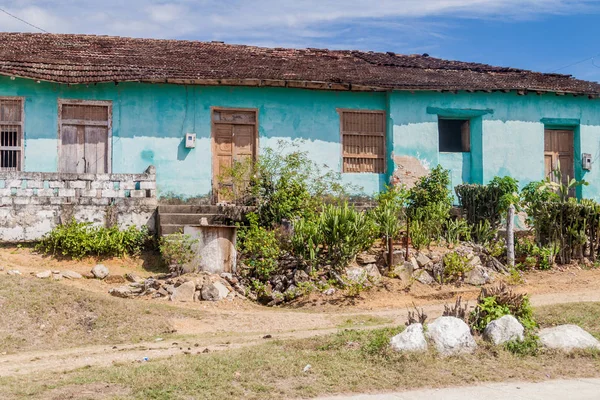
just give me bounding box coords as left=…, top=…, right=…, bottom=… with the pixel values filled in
left=372, top=184, right=408, bottom=241
left=237, top=213, right=281, bottom=280
left=471, top=219, right=497, bottom=244
left=470, top=284, right=536, bottom=333
left=36, top=219, right=148, bottom=259
left=442, top=252, right=471, bottom=283
left=292, top=203, right=376, bottom=273
left=159, top=233, right=198, bottom=275
left=504, top=333, right=540, bottom=356
left=407, top=166, right=453, bottom=246
left=249, top=141, right=353, bottom=227
left=443, top=218, right=471, bottom=244
left=455, top=176, right=519, bottom=230
left=409, top=219, right=430, bottom=250
left=408, top=165, right=453, bottom=216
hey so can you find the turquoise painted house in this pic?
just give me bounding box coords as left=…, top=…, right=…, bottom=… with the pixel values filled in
left=2, top=32, right=600, bottom=201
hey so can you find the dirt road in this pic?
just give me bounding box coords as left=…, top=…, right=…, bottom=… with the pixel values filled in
left=2, top=288, right=599, bottom=378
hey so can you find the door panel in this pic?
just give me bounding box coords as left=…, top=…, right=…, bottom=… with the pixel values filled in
left=212, top=110, right=257, bottom=203
left=84, top=126, right=108, bottom=174
left=60, top=125, right=85, bottom=173
left=544, top=129, right=574, bottom=192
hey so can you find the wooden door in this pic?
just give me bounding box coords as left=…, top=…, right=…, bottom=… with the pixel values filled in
left=544, top=129, right=574, bottom=188
left=212, top=109, right=257, bottom=203
left=59, top=101, right=111, bottom=174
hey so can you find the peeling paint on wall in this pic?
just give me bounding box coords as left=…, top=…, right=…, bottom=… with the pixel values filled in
left=392, top=154, right=429, bottom=188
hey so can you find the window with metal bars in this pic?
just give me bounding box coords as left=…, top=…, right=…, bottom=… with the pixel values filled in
left=339, top=110, right=386, bottom=173
left=0, top=98, right=24, bottom=171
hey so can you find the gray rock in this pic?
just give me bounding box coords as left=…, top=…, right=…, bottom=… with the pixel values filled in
left=425, top=316, right=477, bottom=356
left=416, top=253, right=431, bottom=268
left=91, top=264, right=109, bottom=279
left=539, top=325, right=600, bottom=351
left=409, top=257, right=420, bottom=271
left=323, top=288, right=336, bottom=296
left=363, top=264, right=382, bottom=284
left=468, top=255, right=482, bottom=266
left=124, top=273, right=143, bottom=283
left=384, top=249, right=406, bottom=267
left=35, top=270, right=52, bottom=279
left=345, top=266, right=367, bottom=284
left=392, top=262, right=414, bottom=281
left=201, top=281, right=230, bottom=301
left=390, top=323, right=428, bottom=352
left=412, top=269, right=435, bottom=285
left=7, top=270, right=21, bottom=276
left=483, top=315, right=524, bottom=345
left=357, top=253, right=378, bottom=265
left=109, top=286, right=134, bottom=298
left=170, top=281, right=196, bottom=302
left=294, top=269, right=310, bottom=283
left=61, top=270, right=83, bottom=280
left=465, top=265, right=491, bottom=286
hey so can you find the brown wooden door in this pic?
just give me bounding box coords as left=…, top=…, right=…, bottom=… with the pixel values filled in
left=212, top=109, right=257, bottom=203
left=544, top=129, right=574, bottom=188
left=59, top=101, right=111, bottom=174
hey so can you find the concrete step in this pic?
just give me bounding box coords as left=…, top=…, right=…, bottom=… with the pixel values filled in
left=158, top=205, right=221, bottom=214
left=158, top=213, right=229, bottom=226
left=159, top=224, right=186, bottom=235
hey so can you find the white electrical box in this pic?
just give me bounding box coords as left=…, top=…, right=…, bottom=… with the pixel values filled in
left=185, top=133, right=196, bottom=149
left=583, top=153, right=592, bottom=171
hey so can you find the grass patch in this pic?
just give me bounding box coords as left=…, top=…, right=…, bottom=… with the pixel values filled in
left=0, top=275, right=204, bottom=353
left=2, top=311, right=600, bottom=400
left=535, top=302, right=600, bottom=339
left=336, top=315, right=393, bottom=329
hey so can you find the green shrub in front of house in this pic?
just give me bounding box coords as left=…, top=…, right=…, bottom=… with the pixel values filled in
left=36, top=219, right=149, bottom=259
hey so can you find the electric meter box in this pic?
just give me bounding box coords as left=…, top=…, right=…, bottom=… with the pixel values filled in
left=583, top=153, right=592, bottom=171
left=185, top=133, right=196, bottom=149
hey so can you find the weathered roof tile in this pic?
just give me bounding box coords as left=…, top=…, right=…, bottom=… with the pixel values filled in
left=1, top=32, right=599, bottom=95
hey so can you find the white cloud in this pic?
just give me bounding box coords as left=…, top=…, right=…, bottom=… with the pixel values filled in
left=1, top=0, right=596, bottom=38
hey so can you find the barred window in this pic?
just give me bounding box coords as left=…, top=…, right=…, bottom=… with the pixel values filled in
left=339, top=110, right=386, bottom=173
left=0, top=98, right=24, bottom=171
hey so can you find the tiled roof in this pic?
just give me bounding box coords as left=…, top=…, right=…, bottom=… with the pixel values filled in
left=1, top=32, right=600, bottom=95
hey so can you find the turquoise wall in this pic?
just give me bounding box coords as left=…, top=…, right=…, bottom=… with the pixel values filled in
left=0, top=77, right=386, bottom=197
left=389, top=91, right=600, bottom=201
left=3, top=75, right=600, bottom=200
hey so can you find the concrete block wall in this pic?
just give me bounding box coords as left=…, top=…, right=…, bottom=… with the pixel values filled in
left=0, top=166, right=158, bottom=241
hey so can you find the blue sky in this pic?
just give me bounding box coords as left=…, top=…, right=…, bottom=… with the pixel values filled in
left=2, top=0, right=600, bottom=81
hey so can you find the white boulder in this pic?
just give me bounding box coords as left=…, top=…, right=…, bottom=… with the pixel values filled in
left=539, top=325, right=600, bottom=351
left=425, top=316, right=477, bottom=356
left=390, top=323, right=428, bottom=352
left=483, top=315, right=524, bottom=345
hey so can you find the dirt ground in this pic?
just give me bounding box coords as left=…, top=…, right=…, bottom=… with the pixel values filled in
left=2, top=245, right=600, bottom=378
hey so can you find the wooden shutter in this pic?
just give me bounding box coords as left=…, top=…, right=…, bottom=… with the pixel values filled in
left=340, top=110, right=386, bottom=173
left=0, top=98, right=24, bottom=171
left=59, top=101, right=111, bottom=173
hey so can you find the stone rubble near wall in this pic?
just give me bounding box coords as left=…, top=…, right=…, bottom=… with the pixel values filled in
left=108, top=271, right=244, bottom=303
left=0, top=166, right=157, bottom=241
